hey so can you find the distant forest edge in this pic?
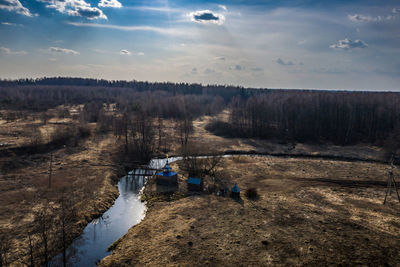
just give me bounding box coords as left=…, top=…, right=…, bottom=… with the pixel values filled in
left=1, top=77, right=400, bottom=154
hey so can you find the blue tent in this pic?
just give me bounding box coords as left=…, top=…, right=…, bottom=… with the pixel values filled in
left=188, top=177, right=201, bottom=185
left=232, top=183, right=240, bottom=193
left=231, top=183, right=240, bottom=198
left=187, top=177, right=203, bottom=191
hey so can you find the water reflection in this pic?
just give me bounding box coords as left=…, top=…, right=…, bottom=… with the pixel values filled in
left=50, top=170, right=148, bottom=266
left=50, top=158, right=181, bottom=267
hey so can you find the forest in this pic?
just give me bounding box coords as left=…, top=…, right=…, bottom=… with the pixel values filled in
left=1, top=77, right=399, bottom=153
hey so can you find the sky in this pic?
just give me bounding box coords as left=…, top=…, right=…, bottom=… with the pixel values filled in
left=0, top=0, right=399, bottom=90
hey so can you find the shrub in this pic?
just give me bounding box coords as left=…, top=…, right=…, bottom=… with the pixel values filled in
left=205, top=120, right=234, bottom=137
left=245, top=187, right=259, bottom=200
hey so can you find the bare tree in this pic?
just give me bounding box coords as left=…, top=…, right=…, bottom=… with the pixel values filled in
left=28, top=233, right=35, bottom=267
left=178, top=145, right=222, bottom=177
left=157, top=117, right=164, bottom=152
left=0, top=231, right=11, bottom=267
left=34, top=205, right=53, bottom=267
left=176, top=116, right=193, bottom=147
left=55, top=190, right=77, bottom=267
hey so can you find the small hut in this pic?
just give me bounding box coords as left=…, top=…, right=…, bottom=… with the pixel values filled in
left=156, top=159, right=178, bottom=186
left=231, top=183, right=240, bottom=199
left=187, top=177, right=203, bottom=192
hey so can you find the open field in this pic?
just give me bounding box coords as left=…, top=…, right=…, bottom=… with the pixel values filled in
left=0, top=104, right=398, bottom=265
left=0, top=108, right=128, bottom=265
left=100, top=156, right=400, bottom=266
left=0, top=131, right=122, bottom=264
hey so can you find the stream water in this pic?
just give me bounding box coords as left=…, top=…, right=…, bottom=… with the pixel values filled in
left=50, top=157, right=181, bottom=267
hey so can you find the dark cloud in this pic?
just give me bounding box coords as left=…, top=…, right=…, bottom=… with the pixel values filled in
left=120, top=49, right=131, bottom=55
left=276, top=58, right=294, bottom=66
left=251, top=67, right=263, bottom=72
left=204, top=68, right=216, bottom=75
left=311, top=67, right=346, bottom=75
left=330, top=38, right=368, bottom=50
left=76, top=6, right=104, bottom=19
left=195, top=12, right=218, bottom=21
left=235, top=65, right=243, bottom=70
left=189, top=10, right=225, bottom=25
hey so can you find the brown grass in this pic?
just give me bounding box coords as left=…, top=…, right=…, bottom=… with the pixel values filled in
left=0, top=112, right=123, bottom=264
left=100, top=156, right=400, bottom=266
left=0, top=108, right=397, bottom=265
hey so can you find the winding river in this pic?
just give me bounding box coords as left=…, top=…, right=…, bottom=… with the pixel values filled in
left=50, top=157, right=181, bottom=267
left=49, top=151, right=383, bottom=266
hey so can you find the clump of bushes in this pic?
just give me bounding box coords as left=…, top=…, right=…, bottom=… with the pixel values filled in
left=205, top=120, right=234, bottom=137
left=245, top=187, right=259, bottom=200
left=50, top=124, right=91, bottom=147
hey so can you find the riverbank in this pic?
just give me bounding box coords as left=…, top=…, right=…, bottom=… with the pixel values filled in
left=1, top=111, right=395, bottom=265
left=100, top=156, right=400, bottom=266
left=0, top=131, right=128, bottom=265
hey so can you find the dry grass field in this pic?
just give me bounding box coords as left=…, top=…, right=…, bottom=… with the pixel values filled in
left=0, top=108, right=398, bottom=265
left=100, top=156, right=400, bottom=266
left=0, top=110, right=124, bottom=264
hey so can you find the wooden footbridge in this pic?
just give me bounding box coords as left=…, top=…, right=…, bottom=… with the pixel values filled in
left=127, top=168, right=160, bottom=177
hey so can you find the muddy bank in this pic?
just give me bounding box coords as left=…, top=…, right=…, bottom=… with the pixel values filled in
left=51, top=169, right=148, bottom=266
left=99, top=156, right=400, bottom=266
left=0, top=134, right=136, bottom=266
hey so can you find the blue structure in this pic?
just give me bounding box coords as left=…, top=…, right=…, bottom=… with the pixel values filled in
left=157, top=160, right=177, bottom=177
left=231, top=183, right=240, bottom=198
left=156, top=159, right=178, bottom=186
left=187, top=177, right=203, bottom=191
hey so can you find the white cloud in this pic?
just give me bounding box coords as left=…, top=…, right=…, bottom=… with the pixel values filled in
left=1, top=22, right=23, bottom=26
left=348, top=14, right=376, bottom=22
left=348, top=12, right=397, bottom=23
left=120, top=49, right=131, bottom=55
left=330, top=39, right=368, bottom=50
left=66, top=22, right=190, bottom=36
left=125, top=6, right=181, bottom=13
left=49, top=47, right=80, bottom=54
left=137, top=52, right=144, bottom=56
left=0, top=46, right=27, bottom=55
left=218, top=5, right=227, bottom=11
left=37, top=0, right=107, bottom=20
left=0, top=0, right=33, bottom=16
left=393, top=8, right=400, bottom=14
left=99, top=0, right=122, bottom=8
left=188, top=10, right=225, bottom=25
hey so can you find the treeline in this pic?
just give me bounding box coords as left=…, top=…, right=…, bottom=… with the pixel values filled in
left=207, top=91, right=400, bottom=146
left=2, top=77, right=400, bottom=148
left=0, top=77, right=255, bottom=112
